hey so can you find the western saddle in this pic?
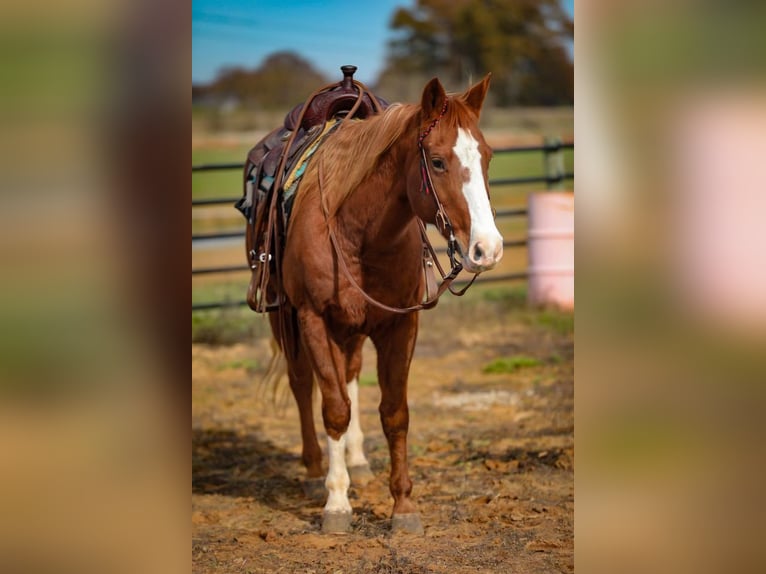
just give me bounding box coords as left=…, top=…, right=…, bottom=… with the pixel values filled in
left=235, top=65, right=388, bottom=313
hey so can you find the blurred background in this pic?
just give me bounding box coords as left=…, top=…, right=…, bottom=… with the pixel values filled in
left=576, top=2, right=766, bottom=573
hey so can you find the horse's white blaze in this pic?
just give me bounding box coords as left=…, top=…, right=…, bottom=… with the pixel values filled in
left=324, top=434, right=352, bottom=514
left=346, top=378, right=368, bottom=467
left=453, top=128, right=504, bottom=269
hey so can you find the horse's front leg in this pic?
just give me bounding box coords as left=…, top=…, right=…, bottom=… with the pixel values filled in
left=297, top=308, right=353, bottom=533
left=372, top=313, right=424, bottom=534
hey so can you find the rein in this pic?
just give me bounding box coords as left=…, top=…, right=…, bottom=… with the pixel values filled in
left=319, top=93, right=478, bottom=315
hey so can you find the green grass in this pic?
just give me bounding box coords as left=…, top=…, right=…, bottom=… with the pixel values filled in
left=479, top=284, right=528, bottom=306
left=549, top=353, right=564, bottom=365
left=192, top=279, right=250, bottom=307
left=488, top=147, right=574, bottom=209
left=533, top=309, right=575, bottom=336
left=191, top=146, right=252, bottom=165
left=217, top=358, right=260, bottom=373
left=191, top=280, right=251, bottom=330
left=471, top=284, right=574, bottom=336
left=482, top=355, right=542, bottom=374
left=192, top=146, right=252, bottom=201
left=358, top=374, right=378, bottom=387
left=489, top=148, right=573, bottom=181
left=192, top=307, right=271, bottom=345
left=191, top=168, right=241, bottom=202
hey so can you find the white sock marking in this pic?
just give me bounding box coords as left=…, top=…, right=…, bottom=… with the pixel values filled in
left=324, top=434, right=352, bottom=514
left=346, top=378, right=369, bottom=467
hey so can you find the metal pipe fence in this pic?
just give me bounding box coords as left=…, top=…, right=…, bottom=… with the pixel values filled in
left=192, top=141, right=572, bottom=311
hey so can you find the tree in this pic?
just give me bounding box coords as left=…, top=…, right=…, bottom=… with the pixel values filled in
left=207, top=52, right=329, bottom=110
left=378, top=0, right=573, bottom=106
left=253, top=52, right=329, bottom=109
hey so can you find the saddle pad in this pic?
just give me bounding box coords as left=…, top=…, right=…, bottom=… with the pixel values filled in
left=281, top=119, right=344, bottom=225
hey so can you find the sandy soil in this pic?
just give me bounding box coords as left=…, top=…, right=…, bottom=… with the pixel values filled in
left=192, top=301, right=573, bottom=573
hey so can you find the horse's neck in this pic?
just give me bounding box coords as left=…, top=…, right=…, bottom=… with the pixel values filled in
left=337, top=153, right=417, bottom=254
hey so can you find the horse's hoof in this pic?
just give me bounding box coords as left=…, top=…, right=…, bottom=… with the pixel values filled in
left=391, top=513, right=424, bottom=535
left=301, top=477, right=326, bottom=501
left=348, top=463, right=375, bottom=486
left=322, top=511, right=353, bottom=533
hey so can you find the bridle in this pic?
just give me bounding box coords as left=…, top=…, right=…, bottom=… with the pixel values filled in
left=416, top=99, right=477, bottom=295
left=320, top=92, right=478, bottom=315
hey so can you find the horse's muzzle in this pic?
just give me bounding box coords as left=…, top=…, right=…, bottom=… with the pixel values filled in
left=463, top=233, right=504, bottom=273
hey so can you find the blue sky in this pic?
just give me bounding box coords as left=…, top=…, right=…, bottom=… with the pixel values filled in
left=192, top=0, right=574, bottom=86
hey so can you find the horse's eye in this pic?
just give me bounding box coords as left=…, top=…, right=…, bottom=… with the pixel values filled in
left=431, top=158, right=446, bottom=172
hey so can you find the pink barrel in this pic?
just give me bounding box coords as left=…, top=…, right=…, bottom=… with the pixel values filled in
left=527, top=192, right=574, bottom=309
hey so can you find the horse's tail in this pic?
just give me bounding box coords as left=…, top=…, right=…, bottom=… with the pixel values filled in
left=260, top=307, right=301, bottom=410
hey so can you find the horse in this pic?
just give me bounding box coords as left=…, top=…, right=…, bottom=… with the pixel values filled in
left=267, top=74, right=503, bottom=534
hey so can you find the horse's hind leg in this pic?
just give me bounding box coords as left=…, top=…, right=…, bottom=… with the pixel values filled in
left=372, top=313, right=424, bottom=535
left=345, top=338, right=374, bottom=486
left=269, top=309, right=323, bottom=498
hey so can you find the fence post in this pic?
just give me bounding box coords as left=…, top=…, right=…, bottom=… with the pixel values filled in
left=544, top=135, right=564, bottom=190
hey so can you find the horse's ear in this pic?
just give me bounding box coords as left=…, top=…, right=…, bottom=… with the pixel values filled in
left=462, top=73, right=492, bottom=115
left=421, top=77, right=447, bottom=120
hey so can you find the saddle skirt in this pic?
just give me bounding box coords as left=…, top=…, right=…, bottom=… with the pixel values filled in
left=235, top=66, right=388, bottom=313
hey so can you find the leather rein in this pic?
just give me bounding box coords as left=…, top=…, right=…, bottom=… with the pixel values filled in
left=320, top=90, right=478, bottom=315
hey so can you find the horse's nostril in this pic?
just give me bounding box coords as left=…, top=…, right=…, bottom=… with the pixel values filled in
left=472, top=244, right=484, bottom=262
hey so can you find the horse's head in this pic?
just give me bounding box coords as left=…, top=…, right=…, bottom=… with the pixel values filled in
left=407, top=75, right=503, bottom=274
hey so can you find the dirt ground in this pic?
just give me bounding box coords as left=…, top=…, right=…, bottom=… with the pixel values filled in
left=192, top=297, right=573, bottom=573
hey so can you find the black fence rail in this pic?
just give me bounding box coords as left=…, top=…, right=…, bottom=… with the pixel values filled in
left=192, top=140, right=572, bottom=311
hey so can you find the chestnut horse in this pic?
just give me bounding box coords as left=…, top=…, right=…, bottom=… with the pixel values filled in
left=268, top=75, right=503, bottom=534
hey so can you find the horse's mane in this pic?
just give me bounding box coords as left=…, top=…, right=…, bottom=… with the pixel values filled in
left=296, top=103, right=417, bottom=218
left=298, top=93, right=480, bottom=218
